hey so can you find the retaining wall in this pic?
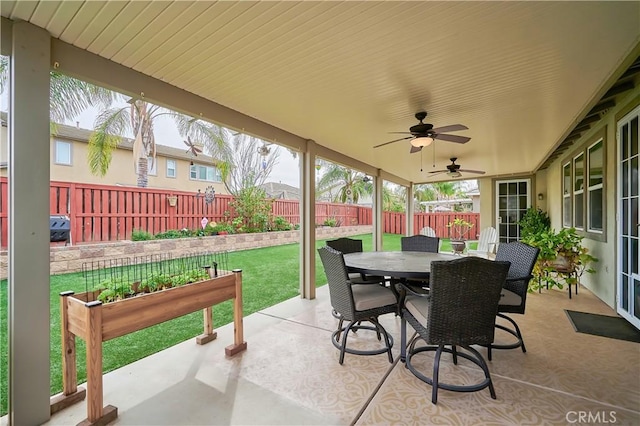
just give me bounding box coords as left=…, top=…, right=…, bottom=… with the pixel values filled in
left=0, top=225, right=372, bottom=279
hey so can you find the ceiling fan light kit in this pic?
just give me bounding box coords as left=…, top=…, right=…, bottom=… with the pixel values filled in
left=373, top=111, right=470, bottom=153
left=410, top=136, right=434, bottom=147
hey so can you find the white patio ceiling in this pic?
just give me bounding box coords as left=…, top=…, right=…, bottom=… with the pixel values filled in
left=2, top=1, right=639, bottom=184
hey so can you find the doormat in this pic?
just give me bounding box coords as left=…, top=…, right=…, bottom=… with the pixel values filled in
left=565, top=310, right=640, bottom=343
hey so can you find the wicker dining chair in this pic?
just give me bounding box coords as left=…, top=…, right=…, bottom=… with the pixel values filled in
left=400, top=256, right=510, bottom=403
left=401, top=235, right=440, bottom=253
left=326, top=237, right=386, bottom=285
left=487, top=241, right=539, bottom=361
left=318, top=246, right=398, bottom=365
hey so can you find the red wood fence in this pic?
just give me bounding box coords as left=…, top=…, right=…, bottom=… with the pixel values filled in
left=0, top=178, right=479, bottom=246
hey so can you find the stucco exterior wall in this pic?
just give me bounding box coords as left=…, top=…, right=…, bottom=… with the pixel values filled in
left=542, top=89, right=640, bottom=308
left=1, top=123, right=227, bottom=195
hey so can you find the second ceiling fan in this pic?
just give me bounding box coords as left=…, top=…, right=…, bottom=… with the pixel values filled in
left=374, top=111, right=471, bottom=153
left=429, top=157, right=485, bottom=178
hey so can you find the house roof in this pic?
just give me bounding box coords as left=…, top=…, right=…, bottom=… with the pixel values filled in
left=259, top=182, right=300, bottom=200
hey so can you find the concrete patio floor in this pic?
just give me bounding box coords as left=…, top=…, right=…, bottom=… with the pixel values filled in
left=44, top=284, right=639, bottom=425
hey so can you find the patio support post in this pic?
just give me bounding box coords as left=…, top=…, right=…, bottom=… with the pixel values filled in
left=373, top=170, right=383, bottom=251
left=8, top=21, right=51, bottom=426
left=300, top=140, right=317, bottom=299
left=406, top=183, right=415, bottom=235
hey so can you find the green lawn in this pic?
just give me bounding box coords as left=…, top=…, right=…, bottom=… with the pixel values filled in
left=0, top=233, right=467, bottom=415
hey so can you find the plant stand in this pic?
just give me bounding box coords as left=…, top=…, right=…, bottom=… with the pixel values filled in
left=50, top=269, right=247, bottom=426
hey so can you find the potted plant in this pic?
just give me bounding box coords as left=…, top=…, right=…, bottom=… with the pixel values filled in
left=521, top=227, right=597, bottom=292
left=447, top=218, right=474, bottom=254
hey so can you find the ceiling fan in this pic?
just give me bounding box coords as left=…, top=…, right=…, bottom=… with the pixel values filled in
left=374, top=111, right=471, bottom=153
left=429, top=157, right=485, bottom=178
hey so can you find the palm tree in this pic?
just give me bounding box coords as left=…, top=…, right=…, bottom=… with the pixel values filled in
left=87, top=97, right=226, bottom=187
left=1, top=55, right=116, bottom=131
left=316, top=162, right=372, bottom=204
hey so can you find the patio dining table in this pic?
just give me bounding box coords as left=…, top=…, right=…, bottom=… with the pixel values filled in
left=343, top=251, right=458, bottom=280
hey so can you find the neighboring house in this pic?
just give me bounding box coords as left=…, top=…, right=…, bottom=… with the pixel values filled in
left=259, top=181, right=300, bottom=200
left=466, top=187, right=480, bottom=212
left=0, top=116, right=227, bottom=195
left=419, top=198, right=473, bottom=212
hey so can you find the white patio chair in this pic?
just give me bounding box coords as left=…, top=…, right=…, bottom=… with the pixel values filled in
left=419, top=227, right=436, bottom=237
left=467, top=226, right=498, bottom=258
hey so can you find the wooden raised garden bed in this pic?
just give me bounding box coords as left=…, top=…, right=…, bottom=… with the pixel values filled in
left=49, top=252, right=247, bottom=426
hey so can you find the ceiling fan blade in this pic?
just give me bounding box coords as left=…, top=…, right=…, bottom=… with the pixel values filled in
left=373, top=136, right=412, bottom=149
left=428, top=169, right=448, bottom=174
left=410, top=145, right=422, bottom=154
left=430, top=124, right=468, bottom=133
left=459, top=169, right=485, bottom=175
left=434, top=134, right=471, bottom=144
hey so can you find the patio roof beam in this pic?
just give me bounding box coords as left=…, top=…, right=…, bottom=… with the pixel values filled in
left=601, top=81, right=636, bottom=101
left=49, top=39, right=308, bottom=154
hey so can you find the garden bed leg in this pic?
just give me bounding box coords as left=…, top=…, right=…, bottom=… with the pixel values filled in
left=80, top=301, right=118, bottom=426
left=226, top=269, right=247, bottom=356
left=50, top=291, right=87, bottom=414
left=196, top=306, right=217, bottom=344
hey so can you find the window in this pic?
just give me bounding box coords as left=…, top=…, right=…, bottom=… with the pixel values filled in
left=561, top=135, right=605, bottom=239
left=55, top=140, right=72, bottom=165
left=190, top=164, right=222, bottom=182
left=587, top=140, right=603, bottom=232
left=573, top=153, right=584, bottom=230
left=137, top=156, right=157, bottom=176
left=166, top=159, right=176, bottom=178
left=563, top=163, right=571, bottom=227
left=148, top=157, right=157, bottom=176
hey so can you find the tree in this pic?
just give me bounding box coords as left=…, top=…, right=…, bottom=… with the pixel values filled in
left=0, top=55, right=116, bottom=131
left=316, top=162, right=372, bottom=204
left=214, top=131, right=280, bottom=196
left=87, top=97, right=226, bottom=187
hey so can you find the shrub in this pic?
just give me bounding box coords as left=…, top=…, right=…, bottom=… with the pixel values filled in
left=323, top=217, right=338, bottom=227
left=131, top=229, right=153, bottom=241
left=228, top=187, right=273, bottom=233
left=270, top=216, right=293, bottom=231
left=154, top=229, right=183, bottom=239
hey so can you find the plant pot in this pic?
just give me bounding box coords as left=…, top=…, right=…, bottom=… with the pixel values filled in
left=451, top=240, right=466, bottom=254
left=167, top=195, right=177, bottom=207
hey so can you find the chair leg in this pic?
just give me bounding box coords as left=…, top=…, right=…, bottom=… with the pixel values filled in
left=487, top=342, right=493, bottom=361
left=339, top=321, right=357, bottom=365
left=465, top=345, right=496, bottom=400
left=400, top=316, right=407, bottom=363
left=432, top=345, right=443, bottom=404
left=452, top=345, right=458, bottom=365
left=493, top=313, right=526, bottom=354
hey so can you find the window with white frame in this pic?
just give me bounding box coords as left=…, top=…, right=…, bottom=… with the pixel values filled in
left=55, top=140, right=72, bottom=165
left=563, top=162, right=571, bottom=227
left=573, top=153, right=584, bottom=230
left=587, top=140, right=603, bottom=232
left=561, top=134, right=605, bottom=239
left=136, top=156, right=157, bottom=176
left=166, top=159, right=176, bottom=178
left=190, top=164, right=222, bottom=182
